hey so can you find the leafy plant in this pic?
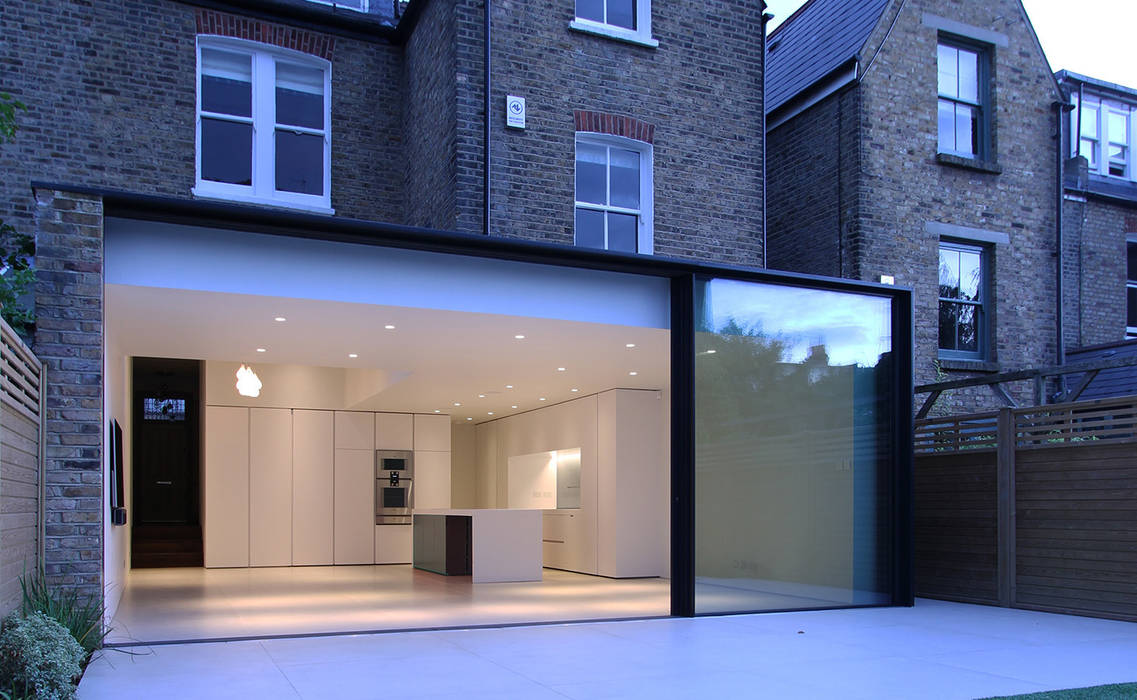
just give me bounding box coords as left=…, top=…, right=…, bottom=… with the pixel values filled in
left=19, top=572, right=108, bottom=656
left=0, top=612, right=83, bottom=700
left=0, top=91, right=33, bottom=338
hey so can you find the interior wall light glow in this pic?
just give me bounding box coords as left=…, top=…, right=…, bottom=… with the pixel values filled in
left=236, top=364, right=263, bottom=398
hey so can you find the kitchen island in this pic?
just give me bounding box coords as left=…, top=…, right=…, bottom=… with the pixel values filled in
left=413, top=509, right=542, bottom=583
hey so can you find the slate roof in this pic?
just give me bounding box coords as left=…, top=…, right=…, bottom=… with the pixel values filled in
left=765, top=0, right=891, bottom=115
left=1066, top=340, right=1137, bottom=401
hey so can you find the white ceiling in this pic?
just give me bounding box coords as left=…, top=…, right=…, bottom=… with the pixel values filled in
left=107, top=285, right=670, bottom=423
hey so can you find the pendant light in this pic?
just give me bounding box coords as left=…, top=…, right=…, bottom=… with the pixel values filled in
left=235, top=364, right=262, bottom=397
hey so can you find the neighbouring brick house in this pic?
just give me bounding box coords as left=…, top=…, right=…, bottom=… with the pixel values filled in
left=0, top=0, right=770, bottom=606
left=765, top=0, right=1069, bottom=413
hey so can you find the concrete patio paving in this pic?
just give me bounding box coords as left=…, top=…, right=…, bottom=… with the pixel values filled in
left=78, top=598, right=1137, bottom=699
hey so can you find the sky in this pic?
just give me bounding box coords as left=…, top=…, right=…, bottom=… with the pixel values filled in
left=764, top=0, right=1137, bottom=90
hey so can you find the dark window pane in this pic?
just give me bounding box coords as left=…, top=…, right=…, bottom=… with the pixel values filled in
left=275, top=130, right=324, bottom=195
left=939, top=248, right=960, bottom=299
left=607, top=0, right=635, bottom=29
left=939, top=301, right=957, bottom=350
left=956, top=304, right=978, bottom=352
left=1127, top=286, right=1137, bottom=328
left=576, top=143, right=607, bottom=205
left=202, top=75, right=252, bottom=117
left=607, top=212, right=637, bottom=253
left=576, top=0, right=603, bottom=22
left=276, top=62, right=324, bottom=129
left=575, top=209, right=605, bottom=249
left=201, top=118, right=252, bottom=186
left=1127, top=242, right=1137, bottom=281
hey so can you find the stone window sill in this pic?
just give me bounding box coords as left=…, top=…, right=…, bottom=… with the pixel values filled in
left=938, top=358, right=1001, bottom=373
left=568, top=20, right=659, bottom=48
left=936, top=153, right=1003, bottom=175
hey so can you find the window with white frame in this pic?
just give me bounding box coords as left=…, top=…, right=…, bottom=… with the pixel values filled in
left=937, top=40, right=989, bottom=160
left=571, top=0, right=656, bottom=47
left=305, top=0, right=368, bottom=11
left=1073, top=93, right=1135, bottom=180
left=195, top=38, right=332, bottom=212
left=574, top=135, right=653, bottom=254
left=1127, top=237, right=1136, bottom=338
left=938, top=241, right=988, bottom=358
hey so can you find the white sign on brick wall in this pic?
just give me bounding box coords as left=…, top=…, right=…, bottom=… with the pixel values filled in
left=506, top=95, right=526, bottom=129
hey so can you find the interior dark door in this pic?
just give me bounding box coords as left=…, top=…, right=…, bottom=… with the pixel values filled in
left=134, top=394, right=195, bottom=524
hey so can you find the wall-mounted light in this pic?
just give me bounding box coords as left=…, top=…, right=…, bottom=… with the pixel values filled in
left=236, top=364, right=262, bottom=398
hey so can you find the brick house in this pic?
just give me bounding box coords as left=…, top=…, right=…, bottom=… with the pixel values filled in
left=0, top=0, right=917, bottom=633
left=765, top=0, right=1068, bottom=412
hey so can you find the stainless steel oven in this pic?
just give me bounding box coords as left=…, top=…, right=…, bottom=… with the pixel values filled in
left=375, top=450, right=414, bottom=525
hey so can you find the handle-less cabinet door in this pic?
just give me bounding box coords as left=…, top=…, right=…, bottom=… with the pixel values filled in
left=292, top=410, right=334, bottom=565
left=205, top=406, right=249, bottom=568
left=334, top=448, right=375, bottom=564
left=250, top=408, right=293, bottom=567
left=414, top=414, right=451, bottom=451
left=375, top=413, right=414, bottom=450
left=413, top=450, right=452, bottom=510
left=335, top=411, right=374, bottom=450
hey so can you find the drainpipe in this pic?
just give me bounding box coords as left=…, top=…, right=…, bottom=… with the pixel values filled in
left=761, top=11, right=773, bottom=267
left=1053, top=98, right=1074, bottom=391
left=483, top=0, right=492, bottom=236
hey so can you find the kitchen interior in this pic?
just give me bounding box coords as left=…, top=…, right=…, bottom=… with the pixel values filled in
left=104, top=281, right=671, bottom=643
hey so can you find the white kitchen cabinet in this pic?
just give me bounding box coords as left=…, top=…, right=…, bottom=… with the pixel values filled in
left=335, top=411, right=374, bottom=450
left=204, top=406, right=250, bottom=568
left=413, top=450, right=451, bottom=509
left=374, top=525, right=412, bottom=564
left=375, top=413, right=414, bottom=450
left=334, top=448, right=375, bottom=564
left=249, top=408, right=293, bottom=567
left=414, top=414, right=451, bottom=451
left=292, top=409, right=334, bottom=566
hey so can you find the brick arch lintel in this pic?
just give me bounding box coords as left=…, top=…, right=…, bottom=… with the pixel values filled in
left=574, top=110, right=654, bottom=144
left=195, top=9, right=335, bottom=61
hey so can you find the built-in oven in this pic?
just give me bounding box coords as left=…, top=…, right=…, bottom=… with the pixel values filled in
left=375, top=450, right=414, bottom=525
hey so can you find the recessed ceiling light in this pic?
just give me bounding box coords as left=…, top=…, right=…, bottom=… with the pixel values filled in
left=348, top=353, right=358, bottom=358
left=256, top=348, right=267, bottom=353
left=434, top=410, right=440, bottom=413
left=488, top=412, right=494, bottom=415
left=706, top=350, right=717, bottom=354
left=505, top=385, right=513, bottom=389
left=453, top=402, right=461, bottom=407
left=514, top=334, right=526, bottom=339
left=571, top=388, right=579, bottom=392
left=539, top=397, right=546, bottom=401
left=511, top=405, right=518, bottom=409
left=478, top=394, right=486, bottom=398
left=274, top=316, right=287, bottom=322
left=557, top=367, right=566, bottom=372
left=626, top=343, right=636, bottom=348
left=385, top=324, right=396, bottom=330
left=629, top=371, right=638, bottom=376
left=466, top=417, right=473, bottom=421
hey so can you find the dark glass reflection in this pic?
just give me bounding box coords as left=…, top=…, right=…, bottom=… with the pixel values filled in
left=201, top=118, right=252, bottom=185
left=607, top=0, right=635, bottom=28
left=575, top=209, right=605, bottom=249
left=276, top=87, right=323, bottom=130
left=202, top=75, right=251, bottom=117
left=275, top=131, right=323, bottom=195
left=576, top=0, right=604, bottom=22
left=694, top=279, right=894, bottom=614
left=607, top=212, right=637, bottom=253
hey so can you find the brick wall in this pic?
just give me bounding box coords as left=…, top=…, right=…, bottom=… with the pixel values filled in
left=1061, top=191, right=1133, bottom=349
left=32, top=189, right=104, bottom=599
left=0, top=0, right=404, bottom=239
left=449, top=0, right=765, bottom=265
left=403, top=0, right=459, bottom=229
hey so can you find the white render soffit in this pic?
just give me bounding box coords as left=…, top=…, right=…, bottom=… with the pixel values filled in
left=921, top=13, right=1009, bottom=47
left=925, top=221, right=1010, bottom=245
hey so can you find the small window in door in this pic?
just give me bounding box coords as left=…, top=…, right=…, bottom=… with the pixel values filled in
left=143, top=397, right=187, bottom=422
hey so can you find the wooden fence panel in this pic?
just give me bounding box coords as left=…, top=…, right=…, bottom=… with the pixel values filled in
left=914, top=450, right=1000, bottom=604
left=1015, top=442, right=1137, bottom=621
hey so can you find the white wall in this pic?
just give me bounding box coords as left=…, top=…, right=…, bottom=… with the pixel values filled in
left=102, top=344, right=130, bottom=620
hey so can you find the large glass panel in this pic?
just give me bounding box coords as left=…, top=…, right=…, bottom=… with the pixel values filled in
left=276, top=62, right=324, bottom=130
left=275, top=131, right=324, bottom=195
left=201, top=118, right=252, bottom=185
left=694, top=279, right=895, bottom=613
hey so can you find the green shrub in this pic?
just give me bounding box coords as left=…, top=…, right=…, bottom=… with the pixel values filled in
left=0, top=612, right=83, bottom=700
left=19, top=572, right=108, bottom=655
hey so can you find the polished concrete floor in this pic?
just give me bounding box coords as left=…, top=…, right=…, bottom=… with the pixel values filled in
left=107, top=565, right=671, bottom=644
left=82, top=599, right=1137, bottom=699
